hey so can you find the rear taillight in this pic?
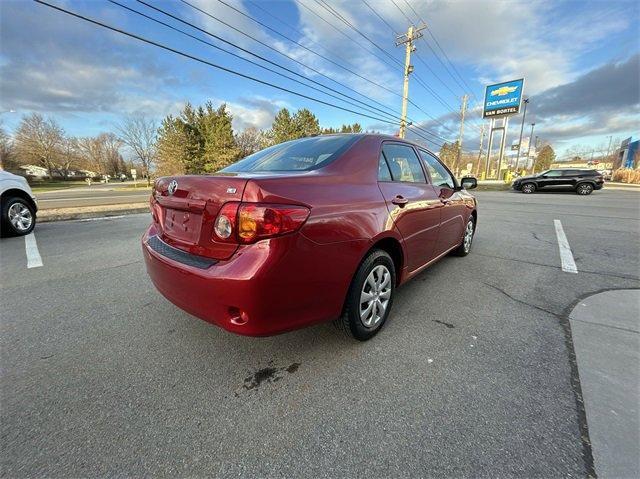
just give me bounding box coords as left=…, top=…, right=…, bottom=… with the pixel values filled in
left=212, top=202, right=309, bottom=244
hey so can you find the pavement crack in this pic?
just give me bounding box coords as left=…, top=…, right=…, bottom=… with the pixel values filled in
left=482, top=282, right=559, bottom=318
left=432, top=319, right=455, bottom=329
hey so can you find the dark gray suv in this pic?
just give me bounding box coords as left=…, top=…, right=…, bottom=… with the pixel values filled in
left=512, top=169, right=604, bottom=195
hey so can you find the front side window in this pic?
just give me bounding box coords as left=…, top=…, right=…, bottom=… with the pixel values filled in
left=221, top=135, right=359, bottom=172
left=420, top=150, right=455, bottom=189
left=381, top=144, right=426, bottom=183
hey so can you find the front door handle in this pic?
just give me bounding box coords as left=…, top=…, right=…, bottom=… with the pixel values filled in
left=392, top=195, right=409, bottom=207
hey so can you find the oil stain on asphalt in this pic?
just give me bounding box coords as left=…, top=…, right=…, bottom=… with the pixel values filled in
left=242, top=362, right=301, bottom=391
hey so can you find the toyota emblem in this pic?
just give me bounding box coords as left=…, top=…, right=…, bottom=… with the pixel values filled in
left=167, top=179, right=178, bottom=196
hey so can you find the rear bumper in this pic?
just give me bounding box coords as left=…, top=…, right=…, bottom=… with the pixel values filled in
left=142, top=225, right=365, bottom=336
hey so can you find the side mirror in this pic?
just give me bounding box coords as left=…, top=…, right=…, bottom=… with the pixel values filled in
left=460, top=176, right=477, bottom=190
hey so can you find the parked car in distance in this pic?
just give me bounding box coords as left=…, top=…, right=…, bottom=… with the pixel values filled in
left=0, top=170, right=38, bottom=237
left=512, top=169, right=604, bottom=195
left=143, top=134, right=478, bottom=341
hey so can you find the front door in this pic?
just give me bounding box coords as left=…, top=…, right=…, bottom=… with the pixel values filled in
left=377, top=143, right=442, bottom=273
left=419, top=150, right=467, bottom=256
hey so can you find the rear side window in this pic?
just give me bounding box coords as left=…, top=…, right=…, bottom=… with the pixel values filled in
left=420, top=150, right=455, bottom=189
left=221, top=135, right=359, bottom=172
left=381, top=144, right=426, bottom=183
left=378, top=153, right=393, bottom=181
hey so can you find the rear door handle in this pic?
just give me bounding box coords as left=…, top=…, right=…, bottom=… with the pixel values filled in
left=391, top=195, right=409, bottom=207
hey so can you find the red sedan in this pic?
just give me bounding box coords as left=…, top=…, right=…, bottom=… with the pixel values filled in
left=143, top=134, right=478, bottom=340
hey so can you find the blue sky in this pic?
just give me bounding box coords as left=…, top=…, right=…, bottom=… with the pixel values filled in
left=1, top=0, right=639, bottom=157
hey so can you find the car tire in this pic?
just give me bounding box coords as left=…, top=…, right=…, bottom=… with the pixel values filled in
left=335, top=249, right=396, bottom=341
left=1, top=196, right=36, bottom=237
left=576, top=183, right=594, bottom=195
left=452, top=216, right=475, bottom=257
left=521, top=182, right=536, bottom=194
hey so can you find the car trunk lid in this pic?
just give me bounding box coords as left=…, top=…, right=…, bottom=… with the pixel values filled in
left=151, top=175, right=247, bottom=260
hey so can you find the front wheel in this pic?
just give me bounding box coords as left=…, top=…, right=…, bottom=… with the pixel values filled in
left=521, top=182, right=536, bottom=194
left=452, top=216, right=475, bottom=257
left=335, top=249, right=395, bottom=341
left=576, top=183, right=594, bottom=195
left=1, top=197, right=36, bottom=237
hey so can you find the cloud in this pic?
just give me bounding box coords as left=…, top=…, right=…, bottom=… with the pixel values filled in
left=533, top=54, right=639, bottom=117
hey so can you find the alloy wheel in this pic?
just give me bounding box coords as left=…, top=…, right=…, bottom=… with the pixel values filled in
left=8, top=202, right=33, bottom=232
left=463, top=220, right=474, bottom=253
left=359, top=264, right=391, bottom=328
left=577, top=184, right=593, bottom=195
left=522, top=184, right=535, bottom=194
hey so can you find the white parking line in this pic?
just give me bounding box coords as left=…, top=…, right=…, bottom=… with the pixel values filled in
left=553, top=219, right=577, bottom=274
left=24, top=233, right=43, bottom=269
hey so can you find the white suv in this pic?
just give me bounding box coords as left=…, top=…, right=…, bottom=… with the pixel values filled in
left=0, top=170, right=38, bottom=236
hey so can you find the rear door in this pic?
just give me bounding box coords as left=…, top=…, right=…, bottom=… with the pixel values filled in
left=419, top=150, right=467, bottom=256
left=377, top=142, right=442, bottom=272
left=151, top=175, right=248, bottom=259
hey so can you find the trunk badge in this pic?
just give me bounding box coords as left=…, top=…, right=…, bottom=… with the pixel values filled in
left=168, top=180, right=178, bottom=196
left=226, top=187, right=237, bottom=194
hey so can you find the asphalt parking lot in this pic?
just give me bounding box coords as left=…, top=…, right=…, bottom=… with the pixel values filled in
left=1, top=189, right=639, bottom=477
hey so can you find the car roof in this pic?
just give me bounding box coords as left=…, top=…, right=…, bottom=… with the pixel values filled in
left=317, top=133, right=440, bottom=158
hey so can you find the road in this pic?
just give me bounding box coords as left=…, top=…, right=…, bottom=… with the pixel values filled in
left=36, top=186, right=150, bottom=209
left=1, top=189, right=639, bottom=477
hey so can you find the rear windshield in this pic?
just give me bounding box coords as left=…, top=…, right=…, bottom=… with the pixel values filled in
left=221, top=135, right=359, bottom=172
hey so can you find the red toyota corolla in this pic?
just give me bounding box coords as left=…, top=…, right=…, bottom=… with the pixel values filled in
left=143, top=134, right=478, bottom=340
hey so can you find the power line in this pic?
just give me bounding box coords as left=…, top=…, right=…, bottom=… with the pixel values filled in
left=36, top=0, right=454, bottom=143
left=33, top=0, right=402, bottom=126
left=300, top=0, right=458, bottom=130
left=175, top=0, right=453, bottom=141
left=315, top=0, right=403, bottom=68
left=401, top=0, right=480, bottom=103
left=176, top=0, right=399, bottom=110
left=362, top=0, right=398, bottom=35
left=108, top=0, right=400, bottom=124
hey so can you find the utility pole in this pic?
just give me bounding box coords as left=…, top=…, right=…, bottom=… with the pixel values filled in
left=514, top=98, right=529, bottom=171
left=605, top=135, right=613, bottom=168
left=475, top=123, right=485, bottom=177
left=525, top=123, right=536, bottom=172
left=454, top=94, right=468, bottom=176
left=395, top=24, right=425, bottom=138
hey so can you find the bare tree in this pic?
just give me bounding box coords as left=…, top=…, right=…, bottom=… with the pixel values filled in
left=78, top=133, right=123, bottom=177
left=0, top=122, right=18, bottom=170
left=235, top=127, right=264, bottom=158
left=117, top=115, right=157, bottom=185
left=14, top=113, right=64, bottom=178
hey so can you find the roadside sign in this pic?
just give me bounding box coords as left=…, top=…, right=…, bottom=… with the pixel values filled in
left=483, top=78, right=525, bottom=118
left=131, top=168, right=137, bottom=179
left=511, top=144, right=520, bottom=151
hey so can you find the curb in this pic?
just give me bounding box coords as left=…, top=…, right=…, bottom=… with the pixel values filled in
left=38, top=204, right=149, bottom=223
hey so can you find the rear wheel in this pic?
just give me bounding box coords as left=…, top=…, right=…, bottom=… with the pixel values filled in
left=521, top=182, right=536, bottom=194
left=335, top=249, right=395, bottom=341
left=576, top=183, right=593, bottom=195
left=1, top=197, right=36, bottom=237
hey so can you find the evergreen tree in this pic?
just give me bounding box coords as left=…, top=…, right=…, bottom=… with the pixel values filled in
left=293, top=108, right=320, bottom=138
left=271, top=108, right=295, bottom=144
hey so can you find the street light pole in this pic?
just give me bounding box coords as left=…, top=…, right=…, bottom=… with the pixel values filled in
left=514, top=98, right=529, bottom=171
left=525, top=123, right=536, bottom=172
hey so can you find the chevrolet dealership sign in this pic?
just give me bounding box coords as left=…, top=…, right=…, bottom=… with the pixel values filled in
left=483, top=78, right=525, bottom=118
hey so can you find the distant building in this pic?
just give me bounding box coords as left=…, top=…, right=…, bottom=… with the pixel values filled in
left=19, top=165, right=49, bottom=178
left=615, top=137, right=639, bottom=169
left=550, top=158, right=613, bottom=170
